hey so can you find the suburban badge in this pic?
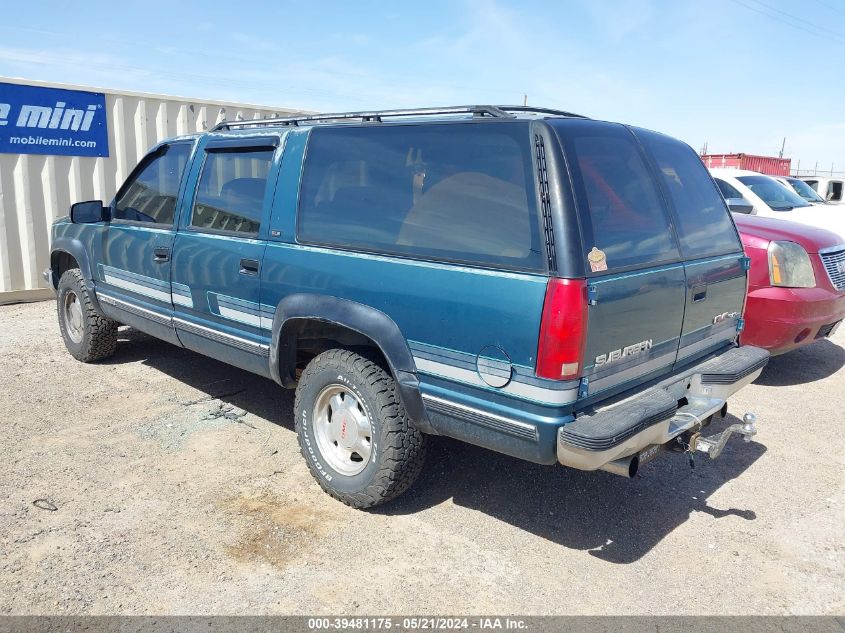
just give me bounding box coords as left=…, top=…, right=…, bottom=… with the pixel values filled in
left=595, top=339, right=653, bottom=367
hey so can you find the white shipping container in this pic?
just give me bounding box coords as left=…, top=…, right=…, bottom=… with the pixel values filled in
left=0, top=77, right=304, bottom=303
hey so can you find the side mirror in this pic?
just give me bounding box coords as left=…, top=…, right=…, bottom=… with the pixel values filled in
left=726, top=198, right=754, bottom=214
left=70, top=200, right=109, bottom=224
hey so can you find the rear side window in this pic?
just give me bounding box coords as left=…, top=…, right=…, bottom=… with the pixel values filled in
left=297, top=123, right=542, bottom=270
left=638, top=131, right=741, bottom=258
left=190, top=148, right=274, bottom=236
left=113, top=143, right=191, bottom=225
left=555, top=123, right=679, bottom=271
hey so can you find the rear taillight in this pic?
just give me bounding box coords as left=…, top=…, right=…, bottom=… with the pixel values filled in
left=536, top=278, right=588, bottom=381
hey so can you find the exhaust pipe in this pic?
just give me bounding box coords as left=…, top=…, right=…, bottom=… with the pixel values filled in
left=599, top=454, right=639, bottom=478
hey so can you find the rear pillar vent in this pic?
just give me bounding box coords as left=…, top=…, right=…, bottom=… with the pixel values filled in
left=534, top=134, right=557, bottom=272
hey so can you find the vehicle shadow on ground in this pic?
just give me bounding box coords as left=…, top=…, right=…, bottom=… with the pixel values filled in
left=104, top=328, right=296, bottom=428
left=754, top=339, right=844, bottom=387
left=107, top=327, right=765, bottom=565
left=379, top=415, right=764, bottom=564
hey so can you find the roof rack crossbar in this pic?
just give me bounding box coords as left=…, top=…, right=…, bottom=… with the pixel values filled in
left=211, top=105, right=515, bottom=131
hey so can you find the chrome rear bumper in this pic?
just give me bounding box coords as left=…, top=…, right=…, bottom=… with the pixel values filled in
left=557, top=345, right=769, bottom=471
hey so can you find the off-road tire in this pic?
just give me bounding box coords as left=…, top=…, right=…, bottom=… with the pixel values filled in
left=56, top=269, right=118, bottom=362
left=295, top=349, right=426, bottom=508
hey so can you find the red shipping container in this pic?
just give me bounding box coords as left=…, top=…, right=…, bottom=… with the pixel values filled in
left=700, top=153, right=791, bottom=176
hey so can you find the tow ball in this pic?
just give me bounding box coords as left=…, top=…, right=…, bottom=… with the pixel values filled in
left=678, top=413, right=758, bottom=467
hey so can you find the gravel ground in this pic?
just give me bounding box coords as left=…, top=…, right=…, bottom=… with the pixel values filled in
left=0, top=299, right=843, bottom=615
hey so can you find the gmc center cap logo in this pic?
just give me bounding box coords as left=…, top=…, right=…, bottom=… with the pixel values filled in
left=0, top=82, right=109, bottom=158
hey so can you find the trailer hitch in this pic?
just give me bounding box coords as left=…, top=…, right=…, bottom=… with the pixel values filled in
left=693, top=413, right=758, bottom=460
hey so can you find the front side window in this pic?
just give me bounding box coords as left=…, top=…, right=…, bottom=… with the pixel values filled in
left=715, top=178, right=743, bottom=200
left=113, top=143, right=191, bottom=225
left=554, top=123, right=679, bottom=271
left=297, top=123, right=542, bottom=270
left=828, top=181, right=843, bottom=202
left=638, top=131, right=741, bottom=258
left=737, top=175, right=811, bottom=211
left=190, top=147, right=274, bottom=236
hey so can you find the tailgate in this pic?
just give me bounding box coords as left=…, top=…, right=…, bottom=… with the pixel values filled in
left=582, top=265, right=687, bottom=397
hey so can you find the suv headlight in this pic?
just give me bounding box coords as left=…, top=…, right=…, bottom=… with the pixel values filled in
left=768, top=241, right=816, bottom=288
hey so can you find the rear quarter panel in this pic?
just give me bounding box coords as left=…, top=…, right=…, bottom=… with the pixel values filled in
left=260, top=244, right=548, bottom=369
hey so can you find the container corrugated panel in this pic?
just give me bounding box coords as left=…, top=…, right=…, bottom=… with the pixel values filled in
left=0, top=77, right=306, bottom=301
left=700, top=153, right=791, bottom=176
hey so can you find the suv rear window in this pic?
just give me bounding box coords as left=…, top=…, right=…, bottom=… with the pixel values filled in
left=297, top=123, right=542, bottom=271
left=637, top=130, right=741, bottom=258
left=554, top=122, right=679, bottom=272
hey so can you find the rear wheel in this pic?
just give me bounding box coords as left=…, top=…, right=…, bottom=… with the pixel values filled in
left=295, top=349, right=426, bottom=508
left=56, top=269, right=118, bottom=362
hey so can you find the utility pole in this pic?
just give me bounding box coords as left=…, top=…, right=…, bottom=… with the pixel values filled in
left=779, top=137, right=786, bottom=158
left=523, top=94, right=527, bottom=106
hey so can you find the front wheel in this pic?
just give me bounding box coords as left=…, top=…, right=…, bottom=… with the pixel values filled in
left=56, top=269, right=118, bottom=362
left=295, top=349, right=426, bottom=508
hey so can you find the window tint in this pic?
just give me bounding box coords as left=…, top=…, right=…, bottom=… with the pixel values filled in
left=297, top=123, right=542, bottom=270
left=113, top=144, right=191, bottom=224
left=639, top=132, right=741, bottom=258
left=190, top=148, right=274, bottom=236
left=558, top=126, right=678, bottom=271
left=715, top=178, right=743, bottom=200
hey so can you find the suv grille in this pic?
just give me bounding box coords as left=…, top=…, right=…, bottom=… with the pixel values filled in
left=820, top=247, right=845, bottom=291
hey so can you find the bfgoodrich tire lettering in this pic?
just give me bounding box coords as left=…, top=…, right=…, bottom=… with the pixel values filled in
left=295, top=349, right=426, bottom=508
left=56, top=269, right=118, bottom=362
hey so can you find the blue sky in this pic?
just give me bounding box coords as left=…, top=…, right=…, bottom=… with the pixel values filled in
left=1, top=0, right=843, bottom=170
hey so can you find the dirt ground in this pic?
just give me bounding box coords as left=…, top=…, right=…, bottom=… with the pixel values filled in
left=0, top=299, right=843, bottom=615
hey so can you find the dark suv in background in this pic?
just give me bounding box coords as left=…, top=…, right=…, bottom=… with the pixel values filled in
left=47, top=105, right=767, bottom=507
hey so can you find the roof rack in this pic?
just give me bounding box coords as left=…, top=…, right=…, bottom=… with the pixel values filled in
left=211, top=104, right=586, bottom=131
left=497, top=105, right=588, bottom=119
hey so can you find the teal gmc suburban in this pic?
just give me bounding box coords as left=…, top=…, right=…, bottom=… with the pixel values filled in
left=46, top=105, right=767, bottom=507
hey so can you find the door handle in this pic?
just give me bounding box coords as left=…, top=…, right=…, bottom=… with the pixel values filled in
left=239, top=258, right=260, bottom=275
left=692, top=285, right=707, bottom=303
left=153, top=247, right=170, bottom=262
